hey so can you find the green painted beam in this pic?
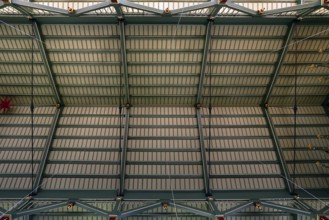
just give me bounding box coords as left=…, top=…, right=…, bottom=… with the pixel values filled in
left=119, top=108, right=130, bottom=196
left=261, top=201, right=314, bottom=216
left=196, top=20, right=213, bottom=105
left=14, top=201, right=68, bottom=218
left=262, top=21, right=296, bottom=105
left=224, top=201, right=254, bottom=216
left=75, top=201, right=111, bottom=217
left=262, top=107, right=293, bottom=193
left=120, top=202, right=161, bottom=218
left=119, top=19, right=130, bottom=105
left=264, top=0, right=321, bottom=16
left=168, top=202, right=214, bottom=218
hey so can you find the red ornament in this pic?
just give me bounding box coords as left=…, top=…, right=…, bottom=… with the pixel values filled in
left=0, top=97, right=13, bottom=113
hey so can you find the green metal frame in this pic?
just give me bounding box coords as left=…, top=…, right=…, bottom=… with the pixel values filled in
left=196, top=107, right=210, bottom=196
left=32, top=107, right=62, bottom=194
left=196, top=20, right=212, bottom=105
left=262, top=21, right=296, bottom=106
left=32, top=20, right=63, bottom=106
left=119, top=108, right=130, bottom=196
left=119, top=19, right=130, bottom=105
left=262, top=107, right=293, bottom=193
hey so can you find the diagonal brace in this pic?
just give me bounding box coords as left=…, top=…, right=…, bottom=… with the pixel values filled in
left=119, top=19, right=130, bottom=105
left=75, top=201, right=111, bottom=217
left=119, top=108, right=130, bottom=196
left=224, top=201, right=254, bottom=216
left=262, top=22, right=296, bottom=105
left=196, top=108, right=211, bottom=196
left=196, top=20, right=213, bottom=105
left=32, top=20, right=63, bottom=106
left=262, top=107, right=293, bottom=193
left=14, top=201, right=67, bottom=217
left=168, top=202, right=214, bottom=219
left=120, top=202, right=161, bottom=218
left=261, top=201, right=313, bottom=216
left=33, top=107, right=62, bottom=194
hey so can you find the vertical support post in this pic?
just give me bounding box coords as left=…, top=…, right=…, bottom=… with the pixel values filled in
left=196, top=107, right=211, bottom=196
left=196, top=20, right=213, bottom=105
left=32, top=20, right=63, bottom=106
left=119, top=19, right=130, bottom=105
left=262, top=107, right=293, bottom=193
left=262, top=22, right=296, bottom=105
left=33, top=107, right=62, bottom=194
left=119, top=107, right=130, bottom=196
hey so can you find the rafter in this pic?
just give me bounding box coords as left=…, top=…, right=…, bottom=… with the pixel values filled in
left=118, top=0, right=163, bottom=15
left=120, top=202, right=161, bottom=218
left=119, top=19, right=130, bottom=105
left=75, top=201, right=112, bottom=217
left=32, top=20, right=63, bottom=106
left=261, top=201, right=314, bottom=216
left=262, top=22, right=296, bottom=105
left=119, top=107, right=130, bottom=196
left=224, top=201, right=254, bottom=216
left=196, top=20, right=212, bottom=105
left=170, top=0, right=217, bottom=15
left=13, top=201, right=67, bottom=218
left=168, top=202, right=214, bottom=219
left=262, top=107, right=294, bottom=193
left=196, top=107, right=211, bottom=196
left=33, top=106, right=62, bottom=194
left=263, top=0, right=321, bottom=16
left=12, top=0, right=67, bottom=15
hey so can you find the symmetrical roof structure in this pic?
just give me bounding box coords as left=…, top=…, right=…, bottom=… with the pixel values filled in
left=0, top=0, right=329, bottom=219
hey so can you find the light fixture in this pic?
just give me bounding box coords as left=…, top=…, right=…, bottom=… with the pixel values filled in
left=163, top=7, right=171, bottom=14
left=215, top=216, right=224, bottom=220
left=67, top=202, right=75, bottom=209
left=109, top=216, right=118, bottom=220
left=318, top=76, right=329, bottom=82
left=257, top=8, right=265, bottom=15
left=253, top=202, right=262, bottom=210
left=319, top=47, right=329, bottom=53
left=162, top=202, right=169, bottom=210
left=68, top=7, right=75, bottom=14
left=316, top=134, right=329, bottom=140
left=316, top=161, right=329, bottom=169
left=308, top=64, right=318, bottom=69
